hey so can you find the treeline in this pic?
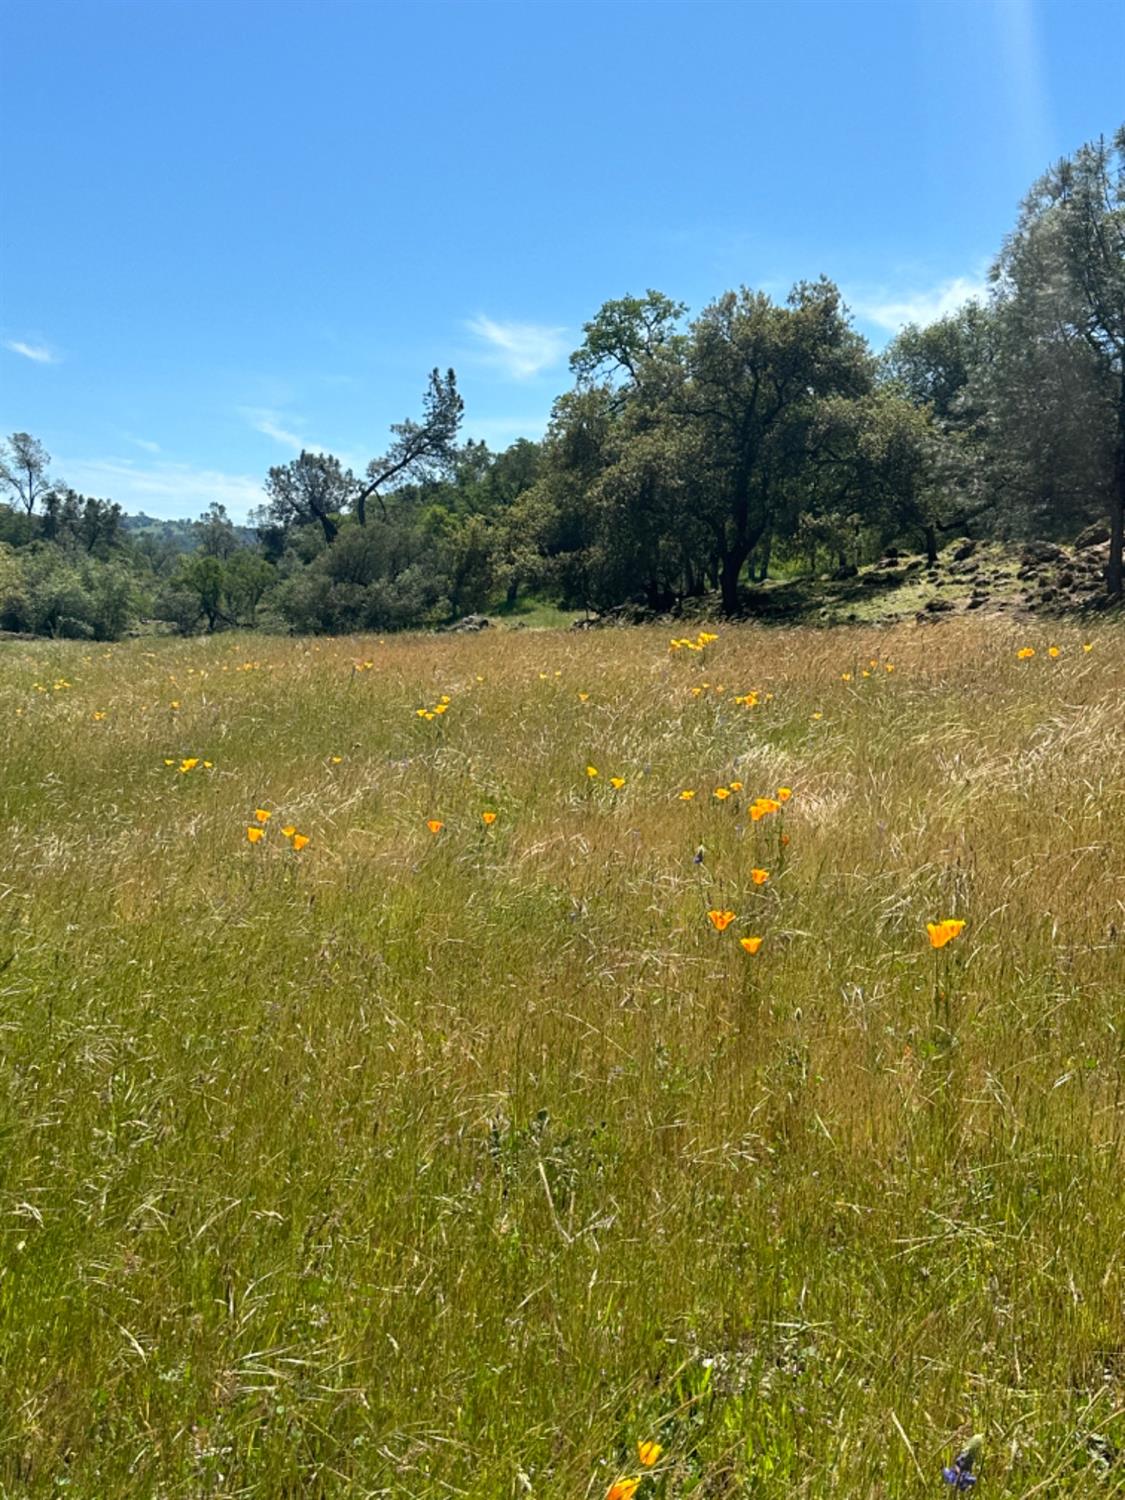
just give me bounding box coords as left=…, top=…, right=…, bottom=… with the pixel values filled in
left=1, top=125, right=1121, bottom=640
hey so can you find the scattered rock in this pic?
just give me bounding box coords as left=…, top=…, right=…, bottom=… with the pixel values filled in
left=924, top=597, right=955, bottom=613
left=1075, top=522, right=1111, bottom=549
left=951, top=538, right=977, bottom=561
left=444, top=613, right=491, bottom=633
left=1022, top=541, right=1065, bottom=565
left=858, top=570, right=906, bottom=588
left=831, top=563, right=858, bottom=581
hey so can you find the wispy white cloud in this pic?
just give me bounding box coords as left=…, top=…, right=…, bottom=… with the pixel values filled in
left=240, top=406, right=308, bottom=452
left=465, top=315, right=568, bottom=380
left=128, top=435, right=162, bottom=454
left=4, top=338, right=59, bottom=365
left=849, top=274, right=990, bottom=334
left=463, top=414, right=551, bottom=447
left=60, top=456, right=264, bottom=521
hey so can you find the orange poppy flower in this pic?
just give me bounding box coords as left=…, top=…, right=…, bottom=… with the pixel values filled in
left=637, top=1440, right=662, bottom=1466
left=708, top=909, right=736, bottom=932
left=246, top=826, right=264, bottom=844
left=606, top=1480, right=641, bottom=1500
left=927, top=919, right=966, bottom=949
left=481, top=811, right=497, bottom=825
left=427, top=819, right=444, bottom=834
left=740, top=936, right=763, bottom=954
left=750, top=868, right=769, bottom=885
left=291, top=834, right=310, bottom=851
left=610, top=777, right=626, bottom=790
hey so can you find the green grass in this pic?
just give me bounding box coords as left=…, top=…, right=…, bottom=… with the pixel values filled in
left=1, top=620, right=1123, bottom=1497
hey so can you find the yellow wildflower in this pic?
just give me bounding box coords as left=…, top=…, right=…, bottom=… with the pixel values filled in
left=927, top=919, right=966, bottom=949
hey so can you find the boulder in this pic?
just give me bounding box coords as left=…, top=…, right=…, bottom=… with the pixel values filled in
left=1075, top=522, right=1111, bottom=549
left=445, top=613, right=491, bottom=633
left=1022, top=541, right=1065, bottom=565
left=951, top=538, right=977, bottom=561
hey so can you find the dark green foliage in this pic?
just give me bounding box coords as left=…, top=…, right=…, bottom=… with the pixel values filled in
left=2, top=124, right=1121, bottom=636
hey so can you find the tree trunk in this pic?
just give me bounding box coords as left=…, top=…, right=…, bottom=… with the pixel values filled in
left=719, top=552, right=746, bottom=616
left=757, top=530, right=773, bottom=581
left=924, top=523, right=938, bottom=567
left=1110, top=385, right=1125, bottom=598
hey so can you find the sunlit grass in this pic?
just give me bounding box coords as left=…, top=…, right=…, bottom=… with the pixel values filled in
left=1, top=618, right=1123, bottom=1497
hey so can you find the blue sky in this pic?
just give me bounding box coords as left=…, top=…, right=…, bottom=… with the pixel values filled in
left=2, top=0, right=1123, bottom=520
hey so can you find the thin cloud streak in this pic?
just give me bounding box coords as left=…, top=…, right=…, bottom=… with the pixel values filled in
left=60, top=455, right=264, bottom=522
left=4, top=339, right=59, bottom=364
left=849, top=274, right=990, bottom=334
left=241, top=407, right=308, bottom=452
left=465, top=315, right=568, bottom=379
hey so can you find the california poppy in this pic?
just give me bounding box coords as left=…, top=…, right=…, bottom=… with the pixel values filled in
left=740, top=936, right=763, bottom=954
left=427, top=819, right=444, bottom=834
left=246, top=826, right=264, bottom=844
left=482, top=811, right=497, bottom=825
left=606, top=1480, right=641, bottom=1500
left=637, top=1440, right=662, bottom=1466
left=708, top=909, right=736, bottom=932
left=927, top=919, right=966, bottom=949
left=610, top=777, right=626, bottom=790
left=291, top=834, right=310, bottom=851
left=751, top=868, right=769, bottom=885
left=254, top=809, right=271, bottom=824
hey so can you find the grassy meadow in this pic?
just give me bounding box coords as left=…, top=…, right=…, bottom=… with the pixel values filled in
left=1, top=617, right=1124, bottom=1498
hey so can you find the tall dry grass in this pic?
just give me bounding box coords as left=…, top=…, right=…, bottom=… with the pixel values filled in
left=0, top=618, right=1123, bottom=1497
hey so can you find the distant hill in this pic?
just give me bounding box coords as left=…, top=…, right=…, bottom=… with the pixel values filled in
left=120, top=513, right=258, bottom=550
